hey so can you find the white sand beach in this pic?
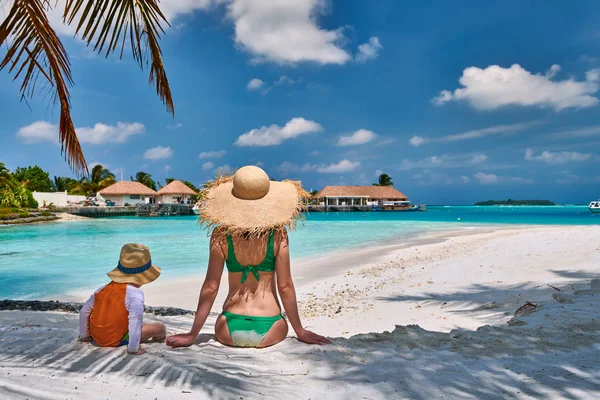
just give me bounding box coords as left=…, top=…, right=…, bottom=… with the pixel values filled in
left=1, top=225, right=599, bottom=399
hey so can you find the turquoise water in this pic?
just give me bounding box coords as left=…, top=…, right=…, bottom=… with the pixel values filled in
left=0, top=206, right=597, bottom=300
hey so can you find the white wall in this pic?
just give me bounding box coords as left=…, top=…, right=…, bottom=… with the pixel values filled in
left=32, top=191, right=86, bottom=208
left=159, top=194, right=192, bottom=204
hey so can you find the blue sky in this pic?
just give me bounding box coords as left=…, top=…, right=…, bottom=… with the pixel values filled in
left=1, top=0, right=600, bottom=204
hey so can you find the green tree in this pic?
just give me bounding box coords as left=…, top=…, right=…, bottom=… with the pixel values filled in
left=53, top=176, right=79, bottom=193
left=0, top=162, right=13, bottom=189
left=373, top=173, right=393, bottom=187
left=77, top=164, right=116, bottom=194
left=1, top=0, right=174, bottom=174
left=13, top=165, right=53, bottom=192
left=131, top=172, right=157, bottom=191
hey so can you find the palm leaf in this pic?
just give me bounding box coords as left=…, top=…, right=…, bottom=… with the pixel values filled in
left=65, top=0, right=174, bottom=115
left=0, top=0, right=87, bottom=173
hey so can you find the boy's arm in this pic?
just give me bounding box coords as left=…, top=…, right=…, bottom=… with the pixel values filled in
left=125, top=286, right=145, bottom=354
left=79, top=291, right=98, bottom=340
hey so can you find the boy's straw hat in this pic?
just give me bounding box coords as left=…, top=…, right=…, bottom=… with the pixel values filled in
left=198, top=166, right=308, bottom=237
left=107, top=243, right=161, bottom=285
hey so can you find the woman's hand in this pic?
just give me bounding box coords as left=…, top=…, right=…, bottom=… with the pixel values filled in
left=166, top=333, right=197, bottom=348
left=296, top=328, right=331, bottom=345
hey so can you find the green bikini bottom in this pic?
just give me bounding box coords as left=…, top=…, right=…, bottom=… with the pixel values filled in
left=222, top=311, right=283, bottom=348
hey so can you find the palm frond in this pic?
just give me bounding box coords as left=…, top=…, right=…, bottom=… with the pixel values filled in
left=65, top=0, right=174, bottom=115
left=0, top=0, right=87, bottom=173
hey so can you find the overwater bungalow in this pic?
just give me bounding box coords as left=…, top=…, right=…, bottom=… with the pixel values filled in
left=98, top=181, right=157, bottom=206
left=156, top=180, right=197, bottom=204
left=313, top=186, right=419, bottom=211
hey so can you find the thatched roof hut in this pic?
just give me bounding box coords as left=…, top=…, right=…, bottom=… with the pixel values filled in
left=156, top=180, right=197, bottom=196
left=315, top=186, right=408, bottom=201
left=99, top=181, right=157, bottom=196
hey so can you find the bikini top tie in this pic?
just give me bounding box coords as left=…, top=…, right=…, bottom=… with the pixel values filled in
left=225, top=231, right=276, bottom=283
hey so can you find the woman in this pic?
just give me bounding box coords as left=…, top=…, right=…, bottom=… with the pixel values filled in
left=166, top=166, right=329, bottom=348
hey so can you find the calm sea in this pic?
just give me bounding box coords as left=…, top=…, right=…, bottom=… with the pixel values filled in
left=0, top=206, right=597, bottom=300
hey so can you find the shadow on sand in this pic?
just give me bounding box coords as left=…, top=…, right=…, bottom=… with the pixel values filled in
left=1, top=274, right=599, bottom=399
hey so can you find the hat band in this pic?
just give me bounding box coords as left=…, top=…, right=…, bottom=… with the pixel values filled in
left=117, top=260, right=152, bottom=275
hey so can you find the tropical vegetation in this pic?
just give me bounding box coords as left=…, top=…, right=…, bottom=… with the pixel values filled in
left=77, top=165, right=116, bottom=194
left=0, top=0, right=174, bottom=174
left=53, top=176, right=80, bottom=193
left=475, top=199, right=556, bottom=206
left=0, top=163, right=38, bottom=208
left=12, top=165, right=53, bottom=192
left=131, top=172, right=157, bottom=191
left=373, top=173, right=394, bottom=186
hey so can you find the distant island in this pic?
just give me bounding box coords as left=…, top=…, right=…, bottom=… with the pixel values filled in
left=475, top=199, right=556, bottom=206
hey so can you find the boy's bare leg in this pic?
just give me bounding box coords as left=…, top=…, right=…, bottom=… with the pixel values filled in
left=142, top=323, right=166, bottom=343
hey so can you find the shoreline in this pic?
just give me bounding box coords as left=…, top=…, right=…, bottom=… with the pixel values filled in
left=59, top=223, right=520, bottom=308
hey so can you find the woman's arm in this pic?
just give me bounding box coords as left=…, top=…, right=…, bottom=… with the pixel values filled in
left=166, top=233, right=225, bottom=348
left=276, top=231, right=330, bottom=345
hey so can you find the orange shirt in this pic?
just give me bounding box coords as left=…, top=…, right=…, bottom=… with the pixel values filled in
left=89, top=282, right=129, bottom=347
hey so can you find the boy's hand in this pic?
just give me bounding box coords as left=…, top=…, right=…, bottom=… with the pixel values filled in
left=127, top=347, right=146, bottom=356
left=166, top=333, right=196, bottom=348
left=79, top=336, right=92, bottom=343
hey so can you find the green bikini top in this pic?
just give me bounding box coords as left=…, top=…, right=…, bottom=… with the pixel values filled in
left=226, top=231, right=276, bottom=283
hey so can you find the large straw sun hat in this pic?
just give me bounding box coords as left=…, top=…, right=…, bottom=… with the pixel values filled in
left=198, top=166, right=308, bottom=236
left=107, top=243, right=161, bottom=285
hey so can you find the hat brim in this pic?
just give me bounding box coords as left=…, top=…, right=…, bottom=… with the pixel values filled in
left=107, top=264, right=161, bottom=285
left=199, top=179, right=306, bottom=235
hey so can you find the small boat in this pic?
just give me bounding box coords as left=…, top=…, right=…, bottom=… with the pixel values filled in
left=192, top=203, right=201, bottom=215
left=589, top=201, right=600, bottom=213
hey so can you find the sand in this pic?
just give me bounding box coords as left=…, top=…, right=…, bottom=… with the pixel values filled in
left=1, top=225, right=599, bottom=399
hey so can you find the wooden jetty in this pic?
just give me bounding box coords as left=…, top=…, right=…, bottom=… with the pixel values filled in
left=60, top=204, right=194, bottom=218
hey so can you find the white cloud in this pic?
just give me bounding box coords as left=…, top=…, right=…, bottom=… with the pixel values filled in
left=412, top=170, right=472, bottom=186
left=235, top=117, right=323, bottom=146
left=408, top=121, right=540, bottom=146
left=399, top=153, right=488, bottom=171
left=215, top=164, right=233, bottom=174
left=337, top=129, right=377, bottom=146
left=356, top=37, right=382, bottom=63
left=276, top=161, right=316, bottom=174
left=202, top=161, right=215, bottom=170
left=164, top=165, right=172, bottom=171
left=168, top=123, right=184, bottom=129
left=77, top=122, right=145, bottom=144
left=473, top=172, right=533, bottom=185
left=525, top=148, right=592, bottom=164
left=555, top=170, right=600, bottom=185
left=316, top=159, right=360, bottom=173
left=409, top=136, right=429, bottom=147
left=473, top=172, right=499, bottom=185
left=16, top=121, right=145, bottom=145
left=10, top=1, right=352, bottom=66
left=548, top=125, right=600, bottom=139
left=16, top=121, right=56, bottom=143
left=308, top=150, right=321, bottom=156
left=144, top=146, right=173, bottom=160
left=247, top=78, right=264, bottom=90
left=276, top=159, right=360, bottom=174
left=198, top=150, right=227, bottom=159
left=255, top=161, right=265, bottom=167
left=471, top=154, right=488, bottom=164
left=434, top=64, right=600, bottom=111
left=159, top=0, right=218, bottom=21
left=275, top=76, right=301, bottom=85
left=225, top=0, right=350, bottom=65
